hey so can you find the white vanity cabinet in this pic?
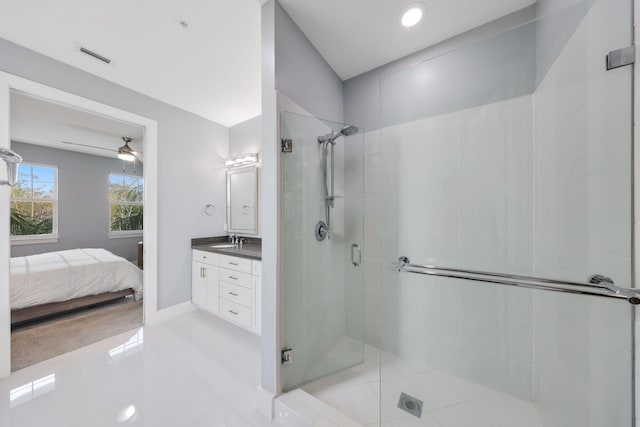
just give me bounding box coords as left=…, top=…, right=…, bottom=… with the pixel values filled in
left=192, top=249, right=261, bottom=336
left=191, top=250, right=220, bottom=314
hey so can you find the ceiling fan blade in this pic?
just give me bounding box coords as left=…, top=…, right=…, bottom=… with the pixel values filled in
left=61, top=140, right=117, bottom=152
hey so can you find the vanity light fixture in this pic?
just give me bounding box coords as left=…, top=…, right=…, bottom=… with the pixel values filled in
left=401, top=2, right=426, bottom=27
left=225, top=153, right=259, bottom=168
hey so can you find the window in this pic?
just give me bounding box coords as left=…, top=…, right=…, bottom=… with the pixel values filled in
left=109, top=174, right=143, bottom=234
left=11, top=163, right=58, bottom=241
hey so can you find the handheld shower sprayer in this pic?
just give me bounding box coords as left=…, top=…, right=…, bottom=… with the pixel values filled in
left=315, top=124, right=360, bottom=241
left=0, top=147, right=22, bottom=186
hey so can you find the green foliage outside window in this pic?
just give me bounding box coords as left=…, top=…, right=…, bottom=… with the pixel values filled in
left=109, top=174, right=144, bottom=232
left=10, top=164, right=56, bottom=237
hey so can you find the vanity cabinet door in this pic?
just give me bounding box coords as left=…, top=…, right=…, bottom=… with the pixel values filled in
left=192, top=261, right=208, bottom=307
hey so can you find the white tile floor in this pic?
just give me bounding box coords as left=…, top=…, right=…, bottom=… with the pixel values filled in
left=0, top=309, right=306, bottom=427
left=0, top=309, right=546, bottom=427
left=302, top=345, right=544, bottom=427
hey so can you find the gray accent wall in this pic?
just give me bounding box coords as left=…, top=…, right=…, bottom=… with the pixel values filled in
left=344, top=2, right=593, bottom=132
left=10, top=142, right=143, bottom=261
left=535, top=1, right=592, bottom=87
left=346, top=7, right=540, bottom=132
left=380, top=23, right=536, bottom=129
left=274, top=1, right=344, bottom=124
left=0, top=37, right=229, bottom=310
left=229, top=115, right=261, bottom=153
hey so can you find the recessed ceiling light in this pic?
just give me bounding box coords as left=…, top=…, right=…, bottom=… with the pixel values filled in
left=401, top=3, right=426, bottom=28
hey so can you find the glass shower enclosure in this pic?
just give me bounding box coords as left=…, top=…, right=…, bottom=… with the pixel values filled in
left=281, top=112, right=364, bottom=391
left=377, top=0, right=636, bottom=425
left=280, top=0, right=637, bottom=425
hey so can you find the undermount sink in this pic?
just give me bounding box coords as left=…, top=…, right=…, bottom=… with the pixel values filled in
left=209, top=244, right=237, bottom=249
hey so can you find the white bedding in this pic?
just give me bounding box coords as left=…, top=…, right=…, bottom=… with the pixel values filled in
left=10, top=248, right=143, bottom=310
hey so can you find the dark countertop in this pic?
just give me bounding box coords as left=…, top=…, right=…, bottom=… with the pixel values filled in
left=191, top=236, right=262, bottom=261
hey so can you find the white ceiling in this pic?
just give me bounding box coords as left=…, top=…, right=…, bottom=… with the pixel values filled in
left=1, top=0, right=535, bottom=129
left=279, top=0, right=537, bottom=80
left=0, top=0, right=262, bottom=127
left=11, top=92, right=144, bottom=159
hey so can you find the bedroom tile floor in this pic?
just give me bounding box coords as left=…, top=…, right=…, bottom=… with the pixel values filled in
left=0, top=309, right=312, bottom=427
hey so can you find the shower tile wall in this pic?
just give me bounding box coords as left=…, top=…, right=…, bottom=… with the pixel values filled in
left=368, top=94, right=536, bottom=400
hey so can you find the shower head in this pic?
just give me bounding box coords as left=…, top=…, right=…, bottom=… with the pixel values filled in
left=318, top=125, right=359, bottom=144
left=340, top=125, right=359, bottom=137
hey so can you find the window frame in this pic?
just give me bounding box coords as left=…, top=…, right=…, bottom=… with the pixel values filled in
left=108, top=172, right=144, bottom=238
left=10, top=162, right=59, bottom=244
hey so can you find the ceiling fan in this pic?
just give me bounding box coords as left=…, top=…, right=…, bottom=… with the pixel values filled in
left=117, top=137, right=138, bottom=161
left=61, top=136, right=142, bottom=162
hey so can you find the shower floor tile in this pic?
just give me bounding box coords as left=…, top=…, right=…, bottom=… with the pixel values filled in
left=302, top=345, right=543, bottom=427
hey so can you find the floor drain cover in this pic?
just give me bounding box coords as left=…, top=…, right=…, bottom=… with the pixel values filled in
left=397, top=392, right=423, bottom=418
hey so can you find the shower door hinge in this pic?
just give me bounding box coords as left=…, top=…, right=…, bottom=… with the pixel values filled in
left=281, top=139, right=293, bottom=153
left=281, top=348, right=293, bottom=365
left=606, top=45, right=635, bottom=70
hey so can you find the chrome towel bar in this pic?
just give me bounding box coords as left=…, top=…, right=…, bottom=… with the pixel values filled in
left=389, top=256, right=640, bottom=305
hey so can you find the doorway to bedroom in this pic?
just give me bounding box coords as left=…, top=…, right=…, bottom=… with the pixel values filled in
left=7, top=91, right=146, bottom=371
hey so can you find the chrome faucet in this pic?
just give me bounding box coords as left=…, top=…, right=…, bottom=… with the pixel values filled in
left=238, top=238, right=246, bottom=248
left=229, top=234, right=237, bottom=246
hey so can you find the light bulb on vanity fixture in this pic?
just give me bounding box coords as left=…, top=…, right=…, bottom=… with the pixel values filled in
left=225, top=153, right=259, bottom=168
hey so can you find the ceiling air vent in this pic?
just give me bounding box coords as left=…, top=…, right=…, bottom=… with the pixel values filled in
left=79, top=46, right=111, bottom=64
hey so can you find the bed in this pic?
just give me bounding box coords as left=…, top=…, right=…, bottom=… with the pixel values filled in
left=10, top=248, right=143, bottom=325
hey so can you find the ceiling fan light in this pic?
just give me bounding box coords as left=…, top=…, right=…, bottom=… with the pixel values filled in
left=118, top=152, right=136, bottom=161
left=117, top=137, right=136, bottom=162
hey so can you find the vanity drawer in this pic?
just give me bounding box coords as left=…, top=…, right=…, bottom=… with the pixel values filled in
left=220, top=281, right=251, bottom=307
left=220, top=299, right=251, bottom=329
left=193, top=250, right=218, bottom=265
left=219, top=268, right=252, bottom=288
left=252, top=260, right=262, bottom=277
left=219, top=254, right=252, bottom=273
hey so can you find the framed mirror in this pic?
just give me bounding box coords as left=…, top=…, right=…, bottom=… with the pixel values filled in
left=226, top=165, right=258, bottom=235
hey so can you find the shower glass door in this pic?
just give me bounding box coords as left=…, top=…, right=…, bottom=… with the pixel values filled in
left=281, top=111, right=365, bottom=391
left=378, top=0, right=634, bottom=425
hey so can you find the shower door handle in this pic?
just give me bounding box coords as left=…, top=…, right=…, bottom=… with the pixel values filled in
left=351, top=244, right=361, bottom=267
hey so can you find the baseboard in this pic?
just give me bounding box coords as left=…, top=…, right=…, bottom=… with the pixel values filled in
left=256, top=385, right=276, bottom=419
left=146, top=301, right=195, bottom=325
